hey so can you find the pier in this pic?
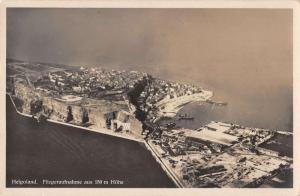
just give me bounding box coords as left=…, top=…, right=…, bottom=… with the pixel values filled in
left=206, top=99, right=228, bottom=106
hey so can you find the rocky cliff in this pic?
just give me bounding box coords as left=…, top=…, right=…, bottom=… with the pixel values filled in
left=13, top=81, right=142, bottom=136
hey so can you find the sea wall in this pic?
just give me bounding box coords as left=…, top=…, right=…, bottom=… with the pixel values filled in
left=14, top=82, right=143, bottom=136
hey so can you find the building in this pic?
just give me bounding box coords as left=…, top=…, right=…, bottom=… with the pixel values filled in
left=204, top=121, right=232, bottom=133
left=185, top=129, right=238, bottom=151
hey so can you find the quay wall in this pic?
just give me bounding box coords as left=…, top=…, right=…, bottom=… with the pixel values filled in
left=145, top=141, right=184, bottom=188
left=7, top=93, right=143, bottom=143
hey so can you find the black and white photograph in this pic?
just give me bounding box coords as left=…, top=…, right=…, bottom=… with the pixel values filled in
left=1, top=1, right=298, bottom=194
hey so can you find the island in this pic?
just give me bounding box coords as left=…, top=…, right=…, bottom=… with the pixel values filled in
left=6, top=58, right=293, bottom=188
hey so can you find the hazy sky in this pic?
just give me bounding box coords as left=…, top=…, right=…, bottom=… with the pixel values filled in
left=7, top=8, right=293, bottom=130
left=7, top=8, right=293, bottom=88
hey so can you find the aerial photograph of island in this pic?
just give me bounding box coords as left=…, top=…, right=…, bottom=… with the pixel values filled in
left=6, top=8, right=293, bottom=188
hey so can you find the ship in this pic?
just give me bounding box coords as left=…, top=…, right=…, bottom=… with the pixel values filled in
left=177, top=114, right=194, bottom=120
left=206, top=99, right=228, bottom=106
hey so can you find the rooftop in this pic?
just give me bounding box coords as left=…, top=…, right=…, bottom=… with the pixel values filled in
left=185, top=129, right=238, bottom=146
left=205, top=121, right=232, bottom=133
left=60, top=95, right=83, bottom=102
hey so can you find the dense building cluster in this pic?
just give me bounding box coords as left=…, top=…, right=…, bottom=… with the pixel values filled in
left=6, top=59, right=293, bottom=188
left=138, top=79, right=202, bottom=108
left=34, top=67, right=147, bottom=101
left=148, top=121, right=292, bottom=188
left=7, top=61, right=145, bottom=139
left=136, top=78, right=204, bottom=122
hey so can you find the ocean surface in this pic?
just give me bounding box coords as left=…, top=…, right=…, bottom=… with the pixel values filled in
left=7, top=8, right=292, bottom=132
left=6, top=9, right=293, bottom=188
left=121, top=64, right=293, bottom=132
left=6, top=95, right=175, bottom=188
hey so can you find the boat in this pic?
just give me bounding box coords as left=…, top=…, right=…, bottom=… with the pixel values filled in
left=206, top=99, right=228, bottom=106
left=177, top=114, right=194, bottom=120
left=165, top=122, right=176, bottom=128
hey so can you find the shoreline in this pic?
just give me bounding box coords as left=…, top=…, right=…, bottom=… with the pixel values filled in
left=144, top=141, right=184, bottom=188
left=6, top=93, right=182, bottom=188
left=7, top=93, right=143, bottom=143
left=155, top=90, right=213, bottom=119
left=7, top=93, right=292, bottom=188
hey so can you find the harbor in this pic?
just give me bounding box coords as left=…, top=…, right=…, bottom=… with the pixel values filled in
left=5, top=8, right=293, bottom=189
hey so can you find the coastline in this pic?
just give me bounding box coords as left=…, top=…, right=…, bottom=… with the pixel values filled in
left=7, top=93, right=292, bottom=188
left=155, top=90, right=213, bottom=119
left=7, top=93, right=143, bottom=143
left=144, top=141, right=185, bottom=188
left=6, top=93, right=182, bottom=188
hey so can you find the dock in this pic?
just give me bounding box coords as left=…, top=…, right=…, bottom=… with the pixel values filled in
left=206, top=99, right=228, bottom=106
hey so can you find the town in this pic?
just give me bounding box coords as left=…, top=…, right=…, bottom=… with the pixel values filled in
left=6, top=59, right=293, bottom=188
